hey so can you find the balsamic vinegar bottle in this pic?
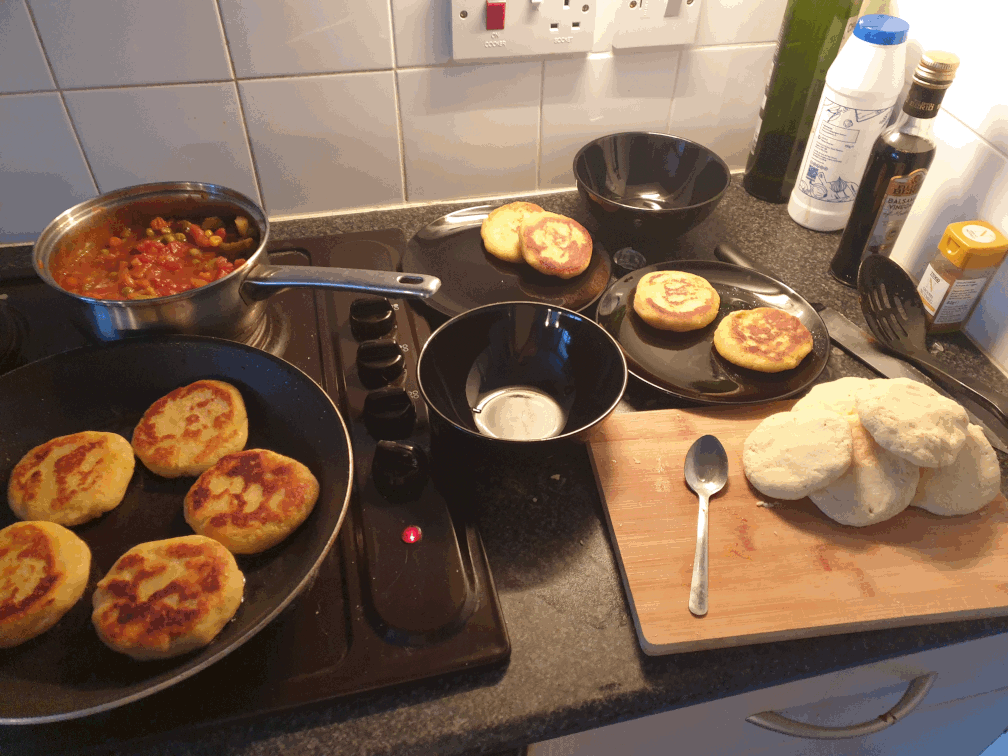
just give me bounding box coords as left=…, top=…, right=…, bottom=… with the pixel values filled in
left=829, top=50, right=960, bottom=287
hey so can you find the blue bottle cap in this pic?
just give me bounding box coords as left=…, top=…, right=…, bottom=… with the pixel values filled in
left=854, top=14, right=909, bottom=46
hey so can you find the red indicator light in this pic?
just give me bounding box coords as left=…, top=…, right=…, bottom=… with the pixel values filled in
left=486, top=1, right=506, bottom=31
left=402, top=525, right=422, bottom=544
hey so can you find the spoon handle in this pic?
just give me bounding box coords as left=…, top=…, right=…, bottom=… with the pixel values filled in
left=688, top=493, right=709, bottom=617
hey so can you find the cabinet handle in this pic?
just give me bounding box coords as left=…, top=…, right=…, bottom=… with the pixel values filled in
left=745, top=672, right=937, bottom=740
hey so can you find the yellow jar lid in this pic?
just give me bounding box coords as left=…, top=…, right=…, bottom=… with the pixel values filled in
left=939, top=220, right=1008, bottom=270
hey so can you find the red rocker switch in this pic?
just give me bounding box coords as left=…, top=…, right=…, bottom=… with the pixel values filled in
left=486, top=1, right=506, bottom=31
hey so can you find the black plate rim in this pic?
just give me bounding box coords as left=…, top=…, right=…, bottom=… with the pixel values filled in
left=596, top=260, right=830, bottom=405
left=0, top=336, right=354, bottom=724
left=401, top=204, right=613, bottom=318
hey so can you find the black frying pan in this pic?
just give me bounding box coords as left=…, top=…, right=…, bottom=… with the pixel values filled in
left=0, top=338, right=352, bottom=723
left=596, top=260, right=830, bottom=404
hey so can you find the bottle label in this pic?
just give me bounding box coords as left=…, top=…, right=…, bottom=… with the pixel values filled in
left=863, top=169, right=928, bottom=255
left=963, top=224, right=996, bottom=243
left=932, top=275, right=989, bottom=325
left=796, top=94, right=893, bottom=207
left=917, top=264, right=950, bottom=316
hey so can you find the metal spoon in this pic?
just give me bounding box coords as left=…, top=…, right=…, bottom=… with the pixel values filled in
left=685, top=434, right=729, bottom=617
left=857, top=255, right=1008, bottom=427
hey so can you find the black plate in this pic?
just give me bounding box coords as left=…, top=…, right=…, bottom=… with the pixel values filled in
left=0, top=338, right=352, bottom=723
left=401, top=204, right=613, bottom=317
left=596, top=261, right=830, bottom=404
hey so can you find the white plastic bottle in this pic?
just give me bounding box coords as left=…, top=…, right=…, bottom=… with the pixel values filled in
left=788, top=14, right=909, bottom=232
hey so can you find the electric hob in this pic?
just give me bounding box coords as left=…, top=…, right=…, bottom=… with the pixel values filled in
left=0, top=229, right=510, bottom=755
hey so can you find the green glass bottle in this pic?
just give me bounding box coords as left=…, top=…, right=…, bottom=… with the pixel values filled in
left=741, top=0, right=864, bottom=204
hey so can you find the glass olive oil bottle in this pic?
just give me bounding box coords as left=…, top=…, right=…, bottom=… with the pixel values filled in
left=829, top=50, right=960, bottom=286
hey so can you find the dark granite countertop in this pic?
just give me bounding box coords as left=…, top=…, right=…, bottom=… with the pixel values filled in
left=4, top=181, right=1008, bottom=755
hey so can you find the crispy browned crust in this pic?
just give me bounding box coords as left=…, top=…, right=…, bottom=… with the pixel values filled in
left=91, top=535, right=243, bottom=660
left=713, top=307, right=813, bottom=372
left=131, top=380, right=247, bottom=478
left=0, top=522, right=90, bottom=647
left=518, top=212, right=593, bottom=279
left=632, top=271, right=720, bottom=331
left=184, top=449, right=320, bottom=554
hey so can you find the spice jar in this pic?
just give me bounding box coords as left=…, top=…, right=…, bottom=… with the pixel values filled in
left=916, top=220, right=1008, bottom=333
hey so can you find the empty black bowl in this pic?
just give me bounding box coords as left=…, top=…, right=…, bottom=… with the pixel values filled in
left=417, top=302, right=627, bottom=447
left=573, top=132, right=731, bottom=238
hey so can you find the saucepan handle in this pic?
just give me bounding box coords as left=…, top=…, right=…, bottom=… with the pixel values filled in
left=242, top=265, right=441, bottom=301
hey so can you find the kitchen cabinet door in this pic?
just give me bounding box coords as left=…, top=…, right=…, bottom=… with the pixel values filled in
left=530, top=632, right=1008, bottom=756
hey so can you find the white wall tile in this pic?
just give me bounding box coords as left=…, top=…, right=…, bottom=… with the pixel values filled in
left=540, top=51, right=680, bottom=188
left=695, top=0, right=788, bottom=47
left=0, top=93, right=96, bottom=242
left=220, top=0, right=393, bottom=77
left=897, top=0, right=1008, bottom=155
left=667, top=43, right=774, bottom=168
left=28, top=0, right=231, bottom=88
left=0, top=1, right=54, bottom=93
left=240, top=74, right=403, bottom=216
left=63, top=84, right=259, bottom=204
left=397, top=63, right=541, bottom=201
left=392, top=0, right=452, bottom=67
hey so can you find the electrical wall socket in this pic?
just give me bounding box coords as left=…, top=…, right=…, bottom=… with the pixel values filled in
left=451, top=0, right=597, bottom=62
left=611, top=0, right=701, bottom=50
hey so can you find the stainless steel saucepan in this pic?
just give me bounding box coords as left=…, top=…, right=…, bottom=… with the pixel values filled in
left=32, top=182, right=440, bottom=342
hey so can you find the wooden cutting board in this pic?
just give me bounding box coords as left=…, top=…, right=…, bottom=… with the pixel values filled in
left=587, top=403, right=1008, bottom=656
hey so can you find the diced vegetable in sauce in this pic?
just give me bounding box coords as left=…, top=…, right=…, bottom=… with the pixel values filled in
left=51, top=215, right=254, bottom=300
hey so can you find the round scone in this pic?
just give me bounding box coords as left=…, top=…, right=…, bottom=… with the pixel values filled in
left=184, top=449, right=320, bottom=555
left=0, top=521, right=90, bottom=648
left=855, top=378, right=969, bottom=468
left=791, top=377, right=872, bottom=417
left=712, top=307, right=813, bottom=372
left=480, top=201, right=544, bottom=263
left=632, top=270, right=720, bottom=332
left=743, top=409, right=853, bottom=500
left=910, top=423, right=1001, bottom=516
left=808, top=415, right=920, bottom=527
left=91, top=535, right=244, bottom=661
left=518, top=211, right=593, bottom=279
left=8, top=431, right=135, bottom=526
left=132, top=380, right=248, bottom=478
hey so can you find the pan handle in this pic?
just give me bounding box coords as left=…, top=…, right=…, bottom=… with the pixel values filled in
left=242, top=265, right=441, bottom=301
left=713, top=242, right=778, bottom=280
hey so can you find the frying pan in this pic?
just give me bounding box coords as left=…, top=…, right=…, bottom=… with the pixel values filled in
left=596, top=259, right=830, bottom=404
left=0, top=338, right=352, bottom=723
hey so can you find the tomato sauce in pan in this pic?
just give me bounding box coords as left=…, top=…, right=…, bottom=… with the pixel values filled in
left=50, top=216, right=255, bottom=300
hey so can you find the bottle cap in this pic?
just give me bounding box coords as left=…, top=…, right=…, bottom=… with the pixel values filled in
left=853, top=14, right=909, bottom=46
left=914, top=51, right=961, bottom=86
left=939, top=220, right=1008, bottom=270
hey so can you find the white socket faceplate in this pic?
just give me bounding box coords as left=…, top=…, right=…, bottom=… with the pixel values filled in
left=450, top=0, right=598, bottom=61
left=611, top=0, right=702, bottom=50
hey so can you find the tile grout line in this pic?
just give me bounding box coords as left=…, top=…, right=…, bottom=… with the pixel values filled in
left=663, top=48, right=686, bottom=133
left=388, top=0, right=409, bottom=203
left=21, top=0, right=101, bottom=194
left=212, top=0, right=267, bottom=213
left=536, top=61, right=546, bottom=190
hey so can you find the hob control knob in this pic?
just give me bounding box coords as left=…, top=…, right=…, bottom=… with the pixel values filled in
left=362, top=386, right=416, bottom=439
left=349, top=297, right=396, bottom=341
left=372, top=440, right=429, bottom=501
left=357, top=340, right=405, bottom=388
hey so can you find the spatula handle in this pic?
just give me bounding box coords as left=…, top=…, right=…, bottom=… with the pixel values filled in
left=688, top=494, right=709, bottom=617
left=896, top=346, right=1008, bottom=427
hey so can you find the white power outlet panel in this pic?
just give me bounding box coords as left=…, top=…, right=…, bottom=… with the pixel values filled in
left=611, top=0, right=701, bottom=50
left=451, top=0, right=598, bottom=61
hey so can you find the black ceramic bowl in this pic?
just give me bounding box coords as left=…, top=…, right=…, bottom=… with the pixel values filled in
left=417, top=302, right=627, bottom=448
left=573, top=132, right=731, bottom=238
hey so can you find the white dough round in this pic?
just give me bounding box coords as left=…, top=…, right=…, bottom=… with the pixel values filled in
left=855, top=378, right=968, bottom=468
left=743, top=409, right=853, bottom=500
left=792, top=377, right=872, bottom=417
left=809, top=415, right=920, bottom=527
left=910, top=424, right=1001, bottom=516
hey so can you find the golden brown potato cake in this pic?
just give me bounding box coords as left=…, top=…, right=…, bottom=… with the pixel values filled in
left=0, top=521, right=91, bottom=648
left=184, top=449, right=320, bottom=555
left=632, top=270, right=720, bottom=332
left=480, top=202, right=545, bottom=263
left=131, top=380, right=248, bottom=478
left=518, top=212, right=593, bottom=279
left=712, top=307, right=813, bottom=372
left=91, top=535, right=244, bottom=661
left=8, top=431, right=134, bottom=526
